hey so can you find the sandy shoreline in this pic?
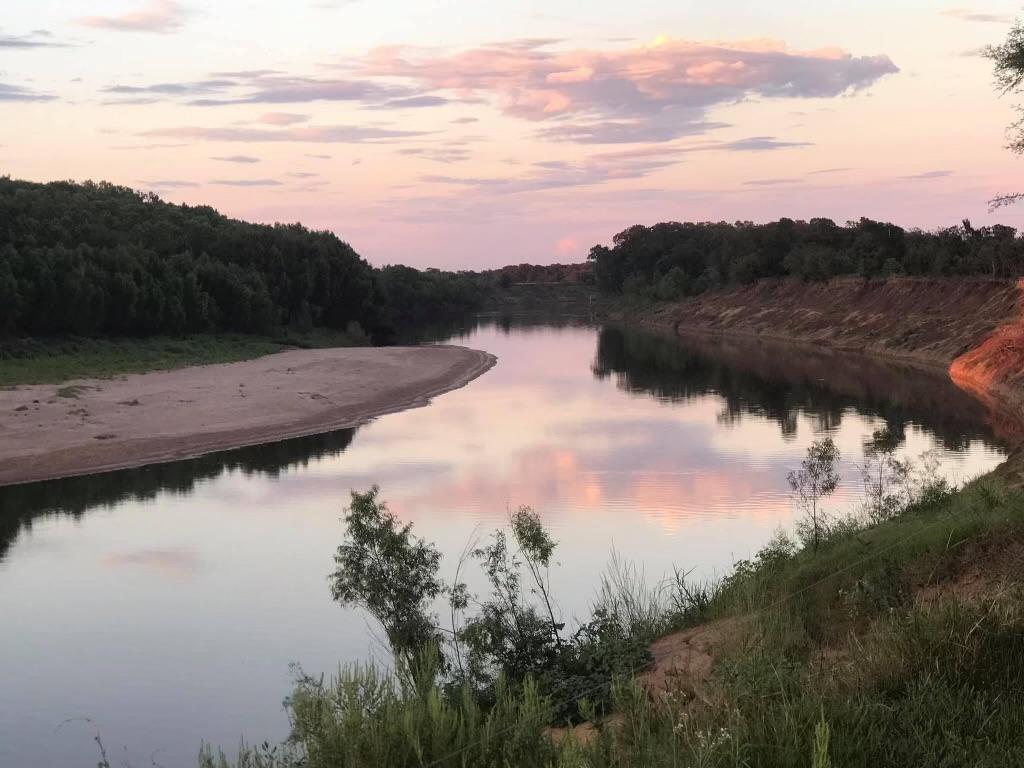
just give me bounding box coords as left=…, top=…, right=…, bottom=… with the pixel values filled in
left=0, top=344, right=496, bottom=487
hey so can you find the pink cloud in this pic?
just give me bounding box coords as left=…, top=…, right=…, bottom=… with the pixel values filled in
left=142, top=123, right=429, bottom=143
left=78, top=0, right=191, bottom=33
left=362, top=37, right=899, bottom=142
left=257, top=112, right=311, bottom=125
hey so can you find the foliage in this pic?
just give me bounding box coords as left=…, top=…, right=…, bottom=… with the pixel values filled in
left=788, top=437, right=841, bottom=552
left=588, top=217, right=1024, bottom=297
left=200, top=652, right=559, bottom=768
left=985, top=21, right=1024, bottom=207
left=329, top=487, right=444, bottom=670
left=480, top=262, right=593, bottom=286
left=328, top=500, right=652, bottom=722
left=375, top=265, right=485, bottom=328
left=0, top=177, right=483, bottom=342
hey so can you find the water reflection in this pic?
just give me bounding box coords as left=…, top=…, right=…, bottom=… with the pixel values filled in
left=0, top=428, right=357, bottom=561
left=0, top=319, right=1013, bottom=768
left=593, top=327, right=998, bottom=451
left=1, top=323, right=1007, bottom=563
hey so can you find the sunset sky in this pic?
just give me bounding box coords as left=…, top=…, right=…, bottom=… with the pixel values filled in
left=2, top=0, right=1023, bottom=268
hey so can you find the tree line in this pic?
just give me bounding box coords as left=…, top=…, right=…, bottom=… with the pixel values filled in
left=0, top=177, right=483, bottom=341
left=588, top=217, right=1022, bottom=300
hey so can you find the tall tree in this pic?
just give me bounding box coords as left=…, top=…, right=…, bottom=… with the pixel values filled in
left=985, top=21, right=1024, bottom=208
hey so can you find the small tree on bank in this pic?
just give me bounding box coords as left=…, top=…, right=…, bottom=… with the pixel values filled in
left=329, top=486, right=443, bottom=672
left=789, top=438, right=841, bottom=552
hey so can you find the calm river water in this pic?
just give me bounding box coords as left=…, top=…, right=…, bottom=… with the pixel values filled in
left=0, top=319, right=1009, bottom=766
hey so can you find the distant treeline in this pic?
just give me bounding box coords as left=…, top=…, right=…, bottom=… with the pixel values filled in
left=0, top=177, right=482, bottom=341
left=588, top=218, right=1022, bottom=299
left=481, top=262, right=593, bottom=286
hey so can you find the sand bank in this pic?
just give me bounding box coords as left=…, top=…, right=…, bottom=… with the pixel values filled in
left=0, top=344, right=495, bottom=486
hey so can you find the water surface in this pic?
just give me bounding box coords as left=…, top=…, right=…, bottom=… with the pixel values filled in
left=0, top=320, right=1008, bottom=766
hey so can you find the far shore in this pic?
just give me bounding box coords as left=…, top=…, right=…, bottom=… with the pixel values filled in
left=0, top=345, right=496, bottom=487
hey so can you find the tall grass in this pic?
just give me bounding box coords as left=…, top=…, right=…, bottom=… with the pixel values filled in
left=0, top=329, right=367, bottom=386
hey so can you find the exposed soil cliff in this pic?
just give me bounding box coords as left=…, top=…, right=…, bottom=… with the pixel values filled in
left=638, top=277, right=1018, bottom=368
left=948, top=278, right=1024, bottom=420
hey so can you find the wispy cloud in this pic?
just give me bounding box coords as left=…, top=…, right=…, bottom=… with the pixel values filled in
left=106, top=36, right=895, bottom=146
left=138, top=179, right=200, bottom=188
left=361, top=37, right=899, bottom=143
left=211, top=155, right=260, bottom=163
left=419, top=143, right=695, bottom=193
left=398, top=146, right=472, bottom=163
left=102, top=78, right=236, bottom=99
left=0, top=29, right=69, bottom=48
left=0, top=82, right=55, bottom=102
left=940, top=8, right=1014, bottom=24
left=900, top=169, right=953, bottom=180
left=212, top=178, right=283, bottom=186
left=142, top=123, right=430, bottom=143
left=255, top=112, right=310, bottom=125
left=188, top=73, right=406, bottom=106
left=112, top=142, right=188, bottom=150
left=373, top=95, right=452, bottom=109
left=414, top=131, right=816, bottom=194
left=743, top=177, right=801, bottom=186
left=101, top=78, right=237, bottom=105
left=713, top=136, right=813, bottom=152
left=78, top=0, right=192, bottom=33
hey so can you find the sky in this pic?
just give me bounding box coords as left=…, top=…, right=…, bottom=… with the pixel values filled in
left=2, top=1, right=1023, bottom=269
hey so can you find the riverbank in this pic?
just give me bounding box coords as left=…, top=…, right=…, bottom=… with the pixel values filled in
left=615, top=276, right=1018, bottom=369
left=0, top=344, right=495, bottom=487
left=0, top=330, right=373, bottom=386
left=613, top=277, right=1024, bottom=454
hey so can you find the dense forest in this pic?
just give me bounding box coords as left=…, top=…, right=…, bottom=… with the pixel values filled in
left=588, top=217, right=1023, bottom=299
left=482, top=262, right=593, bottom=286
left=0, top=177, right=482, bottom=341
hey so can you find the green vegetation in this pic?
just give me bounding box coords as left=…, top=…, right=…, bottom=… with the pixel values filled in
left=587, top=217, right=1024, bottom=302
left=985, top=20, right=1024, bottom=208
left=0, top=331, right=369, bottom=386
left=202, top=440, right=1024, bottom=767
left=0, top=177, right=483, bottom=343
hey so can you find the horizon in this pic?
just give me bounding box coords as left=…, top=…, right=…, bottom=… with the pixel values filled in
left=3, top=1, right=1023, bottom=269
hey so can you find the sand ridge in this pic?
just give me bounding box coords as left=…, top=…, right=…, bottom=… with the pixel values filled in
left=0, top=344, right=496, bottom=487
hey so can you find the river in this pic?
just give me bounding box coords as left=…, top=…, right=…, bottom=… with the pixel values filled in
left=0, top=318, right=1008, bottom=766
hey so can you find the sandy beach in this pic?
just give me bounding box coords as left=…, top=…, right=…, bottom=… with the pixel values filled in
left=0, top=344, right=495, bottom=487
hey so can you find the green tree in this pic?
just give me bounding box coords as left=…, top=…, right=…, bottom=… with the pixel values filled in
left=788, top=437, right=841, bottom=552
left=329, top=487, right=444, bottom=671
left=985, top=20, right=1024, bottom=208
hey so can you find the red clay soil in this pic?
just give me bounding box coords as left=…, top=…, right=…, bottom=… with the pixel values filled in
left=950, top=278, right=1024, bottom=418
left=638, top=617, right=744, bottom=707
left=548, top=617, right=743, bottom=746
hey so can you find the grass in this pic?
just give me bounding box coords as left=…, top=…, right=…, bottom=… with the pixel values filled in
left=0, top=328, right=370, bottom=386
left=202, top=474, right=1024, bottom=768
